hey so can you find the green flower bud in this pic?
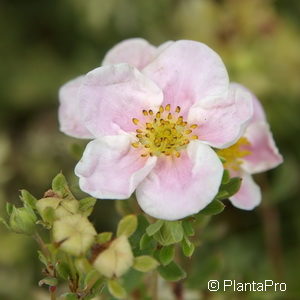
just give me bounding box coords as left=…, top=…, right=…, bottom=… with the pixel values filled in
left=93, top=235, right=133, bottom=278
left=36, top=197, right=79, bottom=221
left=53, top=214, right=96, bottom=256
left=9, top=206, right=37, bottom=235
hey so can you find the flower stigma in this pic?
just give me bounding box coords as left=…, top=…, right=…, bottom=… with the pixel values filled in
left=217, top=137, right=252, bottom=171
left=131, top=104, right=199, bottom=158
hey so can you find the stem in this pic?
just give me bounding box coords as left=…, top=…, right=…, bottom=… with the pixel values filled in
left=151, top=271, right=158, bottom=300
left=50, top=286, right=57, bottom=300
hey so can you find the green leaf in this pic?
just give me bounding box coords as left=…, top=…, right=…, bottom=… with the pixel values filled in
left=6, top=202, right=13, bottom=216
left=56, top=261, right=71, bottom=280
left=146, top=220, right=164, bottom=236
left=117, top=214, right=138, bottom=237
left=0, top=217, right=10, bottom=230
left=158, top=261, right=186, bottom=281
left=201, top=200, right=225, bottom=216
left=223, top=177, right=242, bottom=197
left=221, top=169, right=230, bottom=184
left=181, top=237, right=195, bottom=257
left=133, top=255, right=159, bottom=272
left=153, top=221, right=184, bottom=246
left=79, top=197, right=96, bottom=217
left=182, top=219, right=195, bottom=237
left=159, top=245, right=175, bottom=266
left=37, top=250, right=48, bottom=267
left=139, top=233, right=156, bottom=250
left=215, top=190, right=230, bottom=200
left=20, top=190, right=37, bottom=210
left=51, top=173, right=74, bottom=199
left=38, top=277, right=58, bottom=287
left=97, top=232, right=113, bottom=244
left=61, top=293, right=78, bottom=300
left=107, top=279, right=127, bottom=299
left=84, top=269, right=100, bottom=290
left=41, top=206, right=55, bottom=224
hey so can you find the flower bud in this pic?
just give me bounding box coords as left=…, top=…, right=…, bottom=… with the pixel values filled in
left=36, top=197, right=79, bottom=221
left=93, top=235, right=133, bottom=278
left=53, top=214, right=96, bottom=256
left=9, top=206, right=37, bottom=235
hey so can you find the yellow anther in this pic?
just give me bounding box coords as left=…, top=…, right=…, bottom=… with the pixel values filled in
left=132, top=118, right=139, bottom=125
left=142, top=110, right=148, bottom=116
left=146, top=123, right=152, bottom=129
left=136, top=129, right=143, bottom=133
left=191, top=135, right=198, bottom=140
left=159, top=106, right=164, bottom=113
left=136, top=134, right=143, bottom=138
left=156, top=112, right=161, bottom=118
left=131, top=143, right=140, bottom=148
left=167, top=113, right=172, bottom=120
left=144, top=144, right=150, bottom=148
left=190, top=124, right=198, bottom=129
left=141, top=153, right=148, bottom=157
left=175, top=106, right=181, bottom=113
left=149, top=110, right=153, bottom=115
left=185, top=129, right=192, bottom=134
left=165, top=104, right=171, bottom=111
left=175, top=151, right=181, bottom=158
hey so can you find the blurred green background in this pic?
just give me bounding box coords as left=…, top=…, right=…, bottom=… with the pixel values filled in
left=0, top=0, right=300, bottom=299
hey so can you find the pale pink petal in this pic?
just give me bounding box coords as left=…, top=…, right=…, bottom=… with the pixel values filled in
left=229, top=172, right=261, bottom=210
left=102, top=38, right=157, bottom=69
left=188, top=83, right=253, bottom=148
left=75, top=135, right=157, bottom=199
left=80, top=64, right=163, bottom=137
left=58, top=76, right=93, bottom=138
left=242, top=121, right=283, bottom=174
left=136, top=141, right=223, bottom=220
left=143, top=40, right=229, bottom=116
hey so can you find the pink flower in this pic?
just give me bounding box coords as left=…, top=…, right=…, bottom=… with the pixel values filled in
left=58, top=39, right=253, bottom=220
left=217, top=84, right=283, bottom=210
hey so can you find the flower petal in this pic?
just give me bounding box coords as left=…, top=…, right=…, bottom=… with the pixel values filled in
left=136, top=141, right=223, bottom=220
left=143, top=40, right=229, bottom=116
left=242, top=121, right=283, bottom=174
left=80, top=64, right=163, bottom=137
left=102, top=38, right=157, bottom=69
left=229, top=172, right=261, bottom=210
left=75, top=134, right=157, bottom=199
left=58, top=76, right=93, bottom=138
left=188, top=83, right=253, bottom=148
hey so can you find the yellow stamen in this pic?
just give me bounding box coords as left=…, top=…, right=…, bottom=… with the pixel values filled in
left=165, top=104, right=171, bottom=111
left=132, top=118, right=139, bottom=125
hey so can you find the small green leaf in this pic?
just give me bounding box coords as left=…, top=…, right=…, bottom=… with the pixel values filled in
left=41, top=206, right=55, bottom=224
left=146, top=220, right=164, bottom=236
left=107, top=279, right=127, bottom=299
left=20, top=190, right=37, bottom=210
left=139, top=233, right=155, bottom=250
left=61, top=293, right=78, bottom=300
left=6, top=203, right=13, bottom=216
left=215, top=190, right=230, bottom=200
left=84, top=269, right=100, bottom=289
left=37, top=250, right=48, bottom=267
left=221, top=169, right=230, bottom=184
left=153, top=221, right=184, bottom=246
left=117, top=214, right=138, bottom=237
left=223, top=177, right=242, bottom=197
left=181, top=237, right=195, bottom=257
left=79, top=197, right=96, bottom=216
left=97, top=232, right=113, bottom=244
left=133, top=255, right=159, bottom=272
left=159, top=245, right=175, bottom=266
left=182, top=219, right=195, bottom=237
left=52, top=173, right=67, bottom=193
left=158, top=261, right=186, bottom=281
left=0, top=217, right=10, bottom=230
left=201, top=200, right=225, bottom=216
left=56, top=261, right=71, bottom=280
left=38, top=277, right=58, bottom=287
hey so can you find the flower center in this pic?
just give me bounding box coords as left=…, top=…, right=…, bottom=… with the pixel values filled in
left=131, top=104, right=198, bottom=158
left=216, top=137, right=252, bottom=171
